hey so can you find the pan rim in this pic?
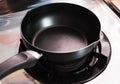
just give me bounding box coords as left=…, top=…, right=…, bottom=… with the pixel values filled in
left=21, top=2, right=101, bottom=54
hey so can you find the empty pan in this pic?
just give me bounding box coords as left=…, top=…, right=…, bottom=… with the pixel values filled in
left=0, top=2, right=101, bottom=79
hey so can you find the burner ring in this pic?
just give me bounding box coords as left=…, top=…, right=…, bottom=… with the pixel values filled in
left=19, top=31, right=111, bottom=84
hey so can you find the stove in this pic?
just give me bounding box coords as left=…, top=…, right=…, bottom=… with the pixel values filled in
left=19, top=32, right=111, bottom=84
left=0, top=0, right=120, bottom=84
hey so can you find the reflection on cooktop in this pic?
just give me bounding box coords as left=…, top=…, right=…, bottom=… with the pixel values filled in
left=19, top=31, right=111, bottom=84
left=0, top=0, right=49, bottom=15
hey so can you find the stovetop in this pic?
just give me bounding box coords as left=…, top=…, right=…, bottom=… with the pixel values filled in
left=0, top=0, right=120, bottom=84
left=103, top=0, right=120, bottom=17
left=19, top=32, right=111, bottom=84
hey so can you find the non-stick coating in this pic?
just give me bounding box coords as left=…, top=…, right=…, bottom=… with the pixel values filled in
left=32, top=26, right=87, bottom=53
left=21, top=3, right=101, bottom=63
left=21, top=3, right=100, bottom=47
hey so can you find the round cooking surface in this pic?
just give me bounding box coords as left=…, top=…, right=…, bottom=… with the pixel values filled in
left=19, top=31, right=111, bottom=84
left=32, top=26, right=87, bottom=53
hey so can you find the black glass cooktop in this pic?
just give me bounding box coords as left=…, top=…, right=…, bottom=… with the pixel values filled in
left=19, top=31, right=111, bottom=84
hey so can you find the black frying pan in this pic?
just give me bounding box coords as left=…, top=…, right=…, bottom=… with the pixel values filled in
left=0, top=2, right=101, bottom=79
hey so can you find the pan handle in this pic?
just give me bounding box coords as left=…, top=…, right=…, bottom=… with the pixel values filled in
left=0, top=50, right=42, bottom=80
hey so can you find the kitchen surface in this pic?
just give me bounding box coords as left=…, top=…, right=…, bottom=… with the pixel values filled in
left=104, top=0, right=120, bottom=17
left=0, top=0, right=120, bottom=84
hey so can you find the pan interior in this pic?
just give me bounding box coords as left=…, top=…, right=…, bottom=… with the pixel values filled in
left=32, top=26, right=88, bottom=53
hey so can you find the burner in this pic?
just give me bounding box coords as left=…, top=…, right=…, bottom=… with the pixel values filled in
left=19, top=31, right=111, bottom=84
